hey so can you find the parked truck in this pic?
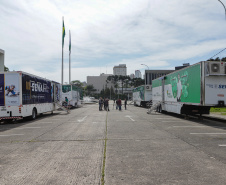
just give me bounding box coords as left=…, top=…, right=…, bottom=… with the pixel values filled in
left=0, top=71, right=61, bottom=121
left=133, top=85, right=152, bottom=107
left=61, top=84, right=82, bottom=108
left=151, top=61, right=226, bottom=115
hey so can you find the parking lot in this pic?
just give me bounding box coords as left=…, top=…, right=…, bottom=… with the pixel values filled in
left=1, top=102, right=226, bottom=184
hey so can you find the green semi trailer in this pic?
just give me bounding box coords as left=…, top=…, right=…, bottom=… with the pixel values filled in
left=152, top=61, right=226, bottom=115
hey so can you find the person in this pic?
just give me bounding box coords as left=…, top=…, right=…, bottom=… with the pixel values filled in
left=116, top=99, right=118, bottom=110
left=99, top=97, right=103, bottom=111
left=65, top=97, right=69, bottom=107
left=118, top=98, right=122, bottom=111
left=124, top=98, right=127, bottom=110
left=103, top=98, right=107, bottom=111
left=113, top=98, right=115, bottom=109
left=5, top=85, right=19, bottom=96
left=105, top=98, right=109, bottom=111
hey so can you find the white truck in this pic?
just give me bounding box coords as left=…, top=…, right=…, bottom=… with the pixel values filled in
left=133, top=85, right=152, bottom=107
left=61, top=84, right=82, bottom=108
left=151, top=61, right=226, bottom=115
left=0, top=71, right=61, bottom=121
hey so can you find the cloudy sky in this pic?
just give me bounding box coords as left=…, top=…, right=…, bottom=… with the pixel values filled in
left=1, top=0, right=226, bottom=83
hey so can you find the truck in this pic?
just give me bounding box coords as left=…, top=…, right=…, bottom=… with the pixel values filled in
left=133, top=85, right=152, bottom=107
left=0, top=71, right=61, bottom=121
left=61, top=84, right=82, bottom=108
left=151, top=61, right=226, bottom=115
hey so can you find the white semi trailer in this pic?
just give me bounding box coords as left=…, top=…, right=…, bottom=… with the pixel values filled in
left=133, top=85, right=152, bottom=107
left=151, top=61, right=226, bottom=115
left=0, top=71, right=61, bottom=121
left=61, top=84, right=82, bottom=108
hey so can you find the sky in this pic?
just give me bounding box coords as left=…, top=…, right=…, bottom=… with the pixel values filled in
left=1, top=0, right=226, bottom=83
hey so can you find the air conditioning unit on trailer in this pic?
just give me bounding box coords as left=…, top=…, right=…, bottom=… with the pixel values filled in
left=209, top=62, right=225, bottom=75
left=145, top=85, right=151, bottom=90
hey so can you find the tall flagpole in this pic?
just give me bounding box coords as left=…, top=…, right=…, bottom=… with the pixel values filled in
left=69, top=30, right=71, bottom=84
left=62, top=17, right=64, bottom=85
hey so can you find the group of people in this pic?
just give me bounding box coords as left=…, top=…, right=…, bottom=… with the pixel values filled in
left=99, top=97, right=110, bottom=111
left=99, top=97, right=127, bottom=111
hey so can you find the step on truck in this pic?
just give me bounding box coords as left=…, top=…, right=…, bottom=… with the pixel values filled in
left=152, top=61, right=226, bottom=115
left=0, top=71, right=61, bottom=121
left=61, top=84, right=82, bottom=108
left=133, top=85, right=152, bottom=107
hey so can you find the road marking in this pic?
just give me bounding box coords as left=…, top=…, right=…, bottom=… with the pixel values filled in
left=15, top=127, right=41, bottom=129
left=125, top=115, right=135, bottom=122
left=163, top=121, right=187, bottom=123
left=0, top=134, right=24, bottom=137
left=39, top=122, right=53, bottom=123
left=190, top=133, right=226, bottom=135
left=219, top=145, right=226, bottom=147
left=78, top=116, right=87, bottom=122
left=173, top=126, right=206, bottom=128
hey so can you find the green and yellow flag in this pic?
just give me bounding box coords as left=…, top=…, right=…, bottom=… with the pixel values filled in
left=62, top=20, right=66, bottom=47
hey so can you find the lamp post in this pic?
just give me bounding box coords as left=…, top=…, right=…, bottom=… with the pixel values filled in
left=141, top=64, right=149, bottom=85
left=218, top=0, right=226, bottom=20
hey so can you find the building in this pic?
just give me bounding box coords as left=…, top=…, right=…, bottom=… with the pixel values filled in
left=175, top=63, right=190, bottom=70
left=135, top=70, right=142, bottom=78
left=113, top=64, right=127, bottom=76
left=0, top=49, right=5, bottom=72
left=87, top=73, right=114, bottom=94
left=130, top=73, right=135, bottom=79
left=145, top=70, right=174, bottom=85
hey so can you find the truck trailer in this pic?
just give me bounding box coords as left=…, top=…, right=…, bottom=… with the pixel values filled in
left=151, top=61, right=226, bottom=115
left=61, top=84, right=82, bottom=108
left=133, top=85, right=152, bottom=107
left=0, top=71, right=61, bottom=121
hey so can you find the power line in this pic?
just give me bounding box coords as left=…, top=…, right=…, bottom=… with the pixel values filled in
left=208, top=48, right=226, bottom=60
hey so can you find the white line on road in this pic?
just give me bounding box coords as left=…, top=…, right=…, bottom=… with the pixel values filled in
left=190, top=133, right=226, bottom=135
left=78, top=116, right=87, bottom=122
left=162, top=121, right=187, bottom=123
left=173, top=126, right=206, bottom=128
left=125, top=115, right=135, bottom=122
left=15, top=127, right=41, bottom=129
left=219, top=145, right=226, bottom=147
left=0, top=134, right=24, bottom=137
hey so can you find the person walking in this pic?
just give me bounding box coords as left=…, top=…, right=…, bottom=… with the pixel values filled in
left=118, top=98, right=122, bottom=111
left=116, top=99, right=118, bottom=110
left=99, top=97, right=103, bottom=111
left=124, top=98, right=127, bottom=110
left=105, top=98, right=110, bottom=111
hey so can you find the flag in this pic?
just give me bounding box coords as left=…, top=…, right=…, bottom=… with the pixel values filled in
left=69, top=30, right=71, bottom=54
left=62, top=20, right=66, bottom=47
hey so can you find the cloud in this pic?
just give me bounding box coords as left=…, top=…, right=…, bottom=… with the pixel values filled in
left=1, top=0, right=226, bottom=83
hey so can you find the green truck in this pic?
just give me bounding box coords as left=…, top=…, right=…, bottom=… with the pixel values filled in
left=152, top=61, right=226, bottom=115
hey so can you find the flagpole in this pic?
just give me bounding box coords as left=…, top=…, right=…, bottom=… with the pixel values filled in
left=69, top=30, right=71, bottom=84
left=61, top=16, right=64, bottom=85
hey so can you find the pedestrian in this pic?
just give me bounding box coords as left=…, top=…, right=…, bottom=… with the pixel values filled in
left=99, top=97, right=103, bottom=111
left=116, top=99, right=118, bottom=110
left=124, top=98, right=127, bottom=110
left=113, top=98, right=115, bottom=109
left=118, top=98, right=122, bottom=111
left=105, top=98, right=110, bottom=111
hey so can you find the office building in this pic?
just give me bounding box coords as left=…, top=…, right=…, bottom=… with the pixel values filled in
left=113, top=64, right=127, bottom=76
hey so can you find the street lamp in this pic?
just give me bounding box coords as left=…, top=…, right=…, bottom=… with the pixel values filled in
left=218, top=0, right=226, bottom=20
left=141, top=64, right=149, bottom=85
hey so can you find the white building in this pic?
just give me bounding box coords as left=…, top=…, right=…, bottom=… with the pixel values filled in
left=135, top=70, right=142, bottom=78
left=130, top=73, right=135, bottom=79
left=87, top=73, right=114, bottom=94
left=113, top=64, right=127, bottom=76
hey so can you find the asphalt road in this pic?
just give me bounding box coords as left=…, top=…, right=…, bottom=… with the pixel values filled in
left=1, top=102, right=226, bottom=185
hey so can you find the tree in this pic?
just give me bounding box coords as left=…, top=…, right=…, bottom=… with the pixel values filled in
left=207, top=57, right=226, bottom=61
left=85, top=85, right=96, bottom=96
left=71, top=80, right=83, bottom=88
left=131, top=78, right=145, bottom=87
left=4, top=66, right=9, bottom=72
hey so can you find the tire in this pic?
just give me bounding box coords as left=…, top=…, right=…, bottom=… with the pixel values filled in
left=32, top=108, right=37, bottom=120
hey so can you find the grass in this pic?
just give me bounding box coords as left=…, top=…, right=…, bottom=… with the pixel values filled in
left=210, top=107, right=226, bottom=112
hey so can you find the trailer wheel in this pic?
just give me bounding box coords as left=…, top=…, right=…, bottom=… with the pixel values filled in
left=32, top=108, right=37, bottom=120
